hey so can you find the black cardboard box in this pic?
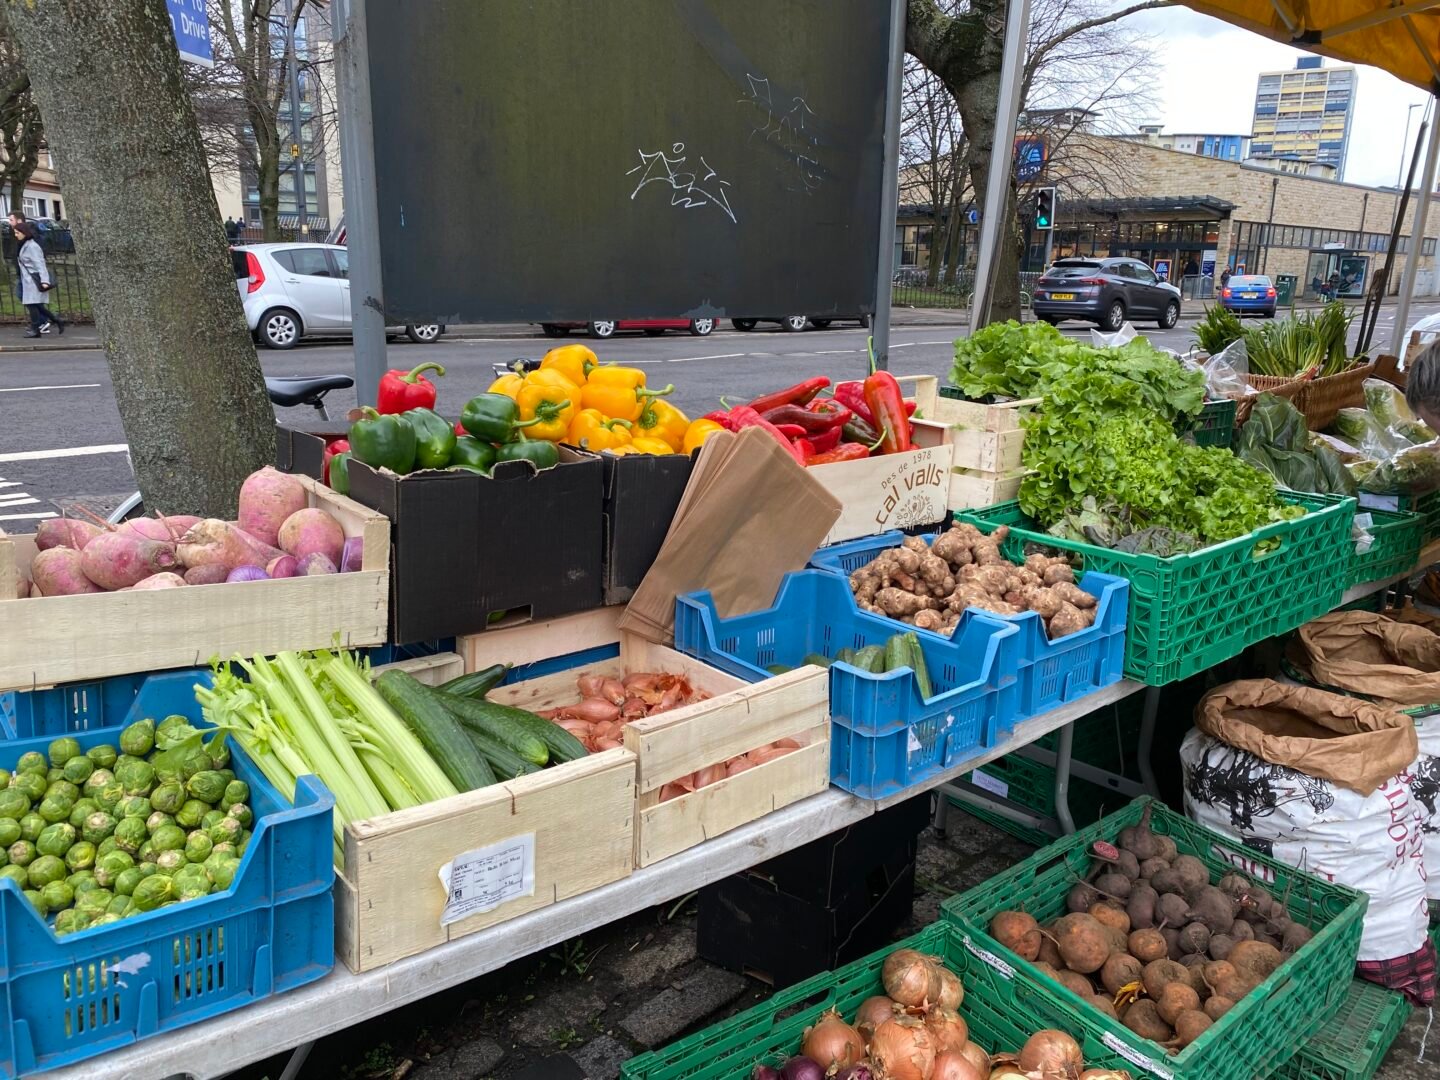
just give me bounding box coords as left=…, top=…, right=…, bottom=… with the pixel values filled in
left=274, top=422, right=349, bottom=477
left=576, top=447, right=693, bottom=605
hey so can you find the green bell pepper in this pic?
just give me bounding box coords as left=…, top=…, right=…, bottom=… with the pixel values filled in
left=450, top=436, right=497, bottom=474
left=461, top=393, right=540, bottom=444
left=350, top=407, right=417, bottom=474
left=328, top=451, right=352, bottom=495
left=495, top=432, right=560, bottom=471
left=405, top=408, right=457, bottom=470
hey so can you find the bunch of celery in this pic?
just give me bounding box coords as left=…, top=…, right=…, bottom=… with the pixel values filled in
left=196, top=648, right=457, bottom=868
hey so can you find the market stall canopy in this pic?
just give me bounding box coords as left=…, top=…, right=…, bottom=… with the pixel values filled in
left=1187, top=1, right=1440, bottom=92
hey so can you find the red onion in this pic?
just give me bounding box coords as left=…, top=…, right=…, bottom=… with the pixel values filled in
left=750, top=1067, right=780, bottom=1080
left=226, top=565, right=268, bottom=582
left=779, top=1056, right=825, bottom=1080
left=340, top=536, right=363, bottom=572
left=834, top=1065, right=876, bottom=1080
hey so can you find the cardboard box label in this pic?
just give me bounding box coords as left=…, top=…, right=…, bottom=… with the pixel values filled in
left=814, top=445, right=951, bottom=544
left=438, top=832, right=535, bottom=925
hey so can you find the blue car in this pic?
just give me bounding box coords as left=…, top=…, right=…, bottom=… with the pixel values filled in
left=1221, top=274, right=1277, bottom=317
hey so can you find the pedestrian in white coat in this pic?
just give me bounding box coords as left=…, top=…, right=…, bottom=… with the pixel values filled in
left=15, top=221, right=61, bottom=338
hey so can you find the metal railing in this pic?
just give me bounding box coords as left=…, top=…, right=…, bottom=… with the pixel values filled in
left=0, top=225, right=88, bottom=324
left=892, top=268, right=1039, bottom=312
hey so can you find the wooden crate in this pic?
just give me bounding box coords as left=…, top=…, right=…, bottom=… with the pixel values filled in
left=947, top=467, right=1029, bottom=510
left=0, top=475, right=389, bottom=692
left=810, top=445, right=952, bottom=544
left=912, top=419, right=1025, bottom=473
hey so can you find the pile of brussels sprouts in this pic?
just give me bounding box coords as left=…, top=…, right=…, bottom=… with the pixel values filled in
left=0, top=714, right=254, bottom=935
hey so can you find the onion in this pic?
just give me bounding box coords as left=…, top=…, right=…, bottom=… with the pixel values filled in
left=882, top=948, right=941, bottom=1007
left=960, top=1041, right=991, bottom=1076
left=693, top=763, right=727, bottom=788
left=931, top=1052, right=985, bottom=1080
left=599, top=677, right=627, bottom=704
left=750, top=1067, right=780, bottom=1080
left=779, top=1056, right=825, bottom=1080
left=924, top=1005, right=970, bottom=1054
left=571, top=697, right=622, bottom=723
left=936, top=966, right=965, bottom=1010
left=989, top=1071, right=1031, bottom=1080
left=801, top=1008, right=865, bottom=1072
left=1018, top=1030, right=1084, bottom=1080
left=833, top=1065, right=876, bottom=1080
left=577, top=673, right=607, bottom=697
left=226, top=565, right=268, bottom=582
left=1079, top=1072, right=1133, bottom=1080
left=853, top=995, right=901, bottom=1039
left=869, top=1015, right=935, bottom=1080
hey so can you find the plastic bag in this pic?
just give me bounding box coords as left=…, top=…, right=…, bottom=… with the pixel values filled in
left=1362, top=378, right=1433, bottom=444
left=1200, top=341, right=1256, bottom=402
left=1360, top=436, right=1440, bottom=495
left=1089, top=322, right=1138, bottom=349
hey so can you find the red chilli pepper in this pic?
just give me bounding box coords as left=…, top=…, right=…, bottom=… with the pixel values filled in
left=727, top=405, right=806, bottom=464
left=806, top=443, right=872, bottom=466
left=743, top=376, right=830, bottom=415
left=834, top=381, right=874, bottom=426
left=793, top=437, right=815, bottom=460
left=377, top=361, right=446, bottom=415
left=762, top=402, right=853, bottom=433
left=703, top=410, right=742, bottom=432
left=773, top=423, right=808, bottom=439
left=863, top=371, right=912, bottom=455
left=322, top=438, right=350, bottom=485
left=807, top=426, right=843, bottom=454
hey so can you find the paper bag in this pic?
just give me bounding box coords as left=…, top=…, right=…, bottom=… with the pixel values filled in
left=1195, top=678, right=1418, bottom=796
left=619, top=427, right=841, bottom=644
left=1292, top=611, right=1440, bottom=707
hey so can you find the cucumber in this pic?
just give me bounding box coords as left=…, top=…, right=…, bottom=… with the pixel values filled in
left=431, top=692, right=551, bottom=767
left=765, top=663, right=792, bottom=675
left=904, top=632, right=933, bottom=700
left=854, top=644, right=888, bottom=673
left=835, top=647, right=858, bottom=667
left=375, top=671, right=497, bottom=791
left=463, top=727, right=541, bottom=780
left=883, top=633, right=910, bottom=674
left=801, top=653, right=834, bottom=668
left=438, top=663, right=510, bottom=699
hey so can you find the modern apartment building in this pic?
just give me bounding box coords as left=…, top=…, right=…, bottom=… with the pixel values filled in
left=1250, top=56, right=1356, bottom=175
left=1128, top=125, right=1249, bottom=161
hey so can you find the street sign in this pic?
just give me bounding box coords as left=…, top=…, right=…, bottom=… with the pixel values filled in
left=166, top=0, right=213, bottom=68
left=1014, top=137, right=1047, bottom=182
left=965, top=208, right=979, bottom=224
left=1154, top=259, right=1171, bottom=280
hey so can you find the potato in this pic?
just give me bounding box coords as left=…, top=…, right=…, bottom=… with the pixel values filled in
left=1088, top=994, right=1119, bottom=1019
left=1128, top=928, right=1169, bottom=963
left=1100, top=952, right=1143, bottom=996
left=1229, top=941, right=1285, bottom=986
left=1173, top=1009, right=1213, bottom=1048
left=990, top=911, right=1042, bottom=961
left=1056, top=969, right=1095, bottom=999
left=1204, top=995, right=1235, bottom=1021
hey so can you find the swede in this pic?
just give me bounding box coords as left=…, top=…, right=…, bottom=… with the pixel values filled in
left=183, top=565, right=230, bottom=586
left=119, top=514, right=201, bottom=542
left=278, top=508, right=344, bottom=566
left=266, top=554, right=299, bottom=578
left=179, top=519, right=282, bottom=572
left=30, top=547, right=104, bottom=595
left=80, top=532, right=180, bottom=590
left=132, top=572, right=186, bottom=590
left=296, top=552, right=337, bottom=575
left=35, top=518, right=101, bottom=552
left=239, top=467, right=308, bottom=547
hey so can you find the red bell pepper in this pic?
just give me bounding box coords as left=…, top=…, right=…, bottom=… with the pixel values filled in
left=863, top=371, right=912, bottom=454
left=322, top=438, right=350, bottom=485
left=834, top=381, right=874, bottom=426
left=377, top=361, right=446, bottom=415
left=727, top=405, right=806, bottom=464
left=743, top=377, right=830, bottom=415
left=806, top=442, right=872, bottom=465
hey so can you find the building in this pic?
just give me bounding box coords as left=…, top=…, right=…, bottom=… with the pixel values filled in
left=1127, top=125, right=1249, bottom=162
left=0, top=149, right=64, bottom=221
left=1243, top=154, right=1338, bottom=180
left=1250, top=56, right=1356, bottom=175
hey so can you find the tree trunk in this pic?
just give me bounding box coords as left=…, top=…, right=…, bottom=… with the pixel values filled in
left=5, top=0, right=274, bottom=518
left=256, top=146, right=281, bottom=241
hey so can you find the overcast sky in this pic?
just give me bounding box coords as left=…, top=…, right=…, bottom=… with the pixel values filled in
left=1124, top=7, right=1431, bottom=189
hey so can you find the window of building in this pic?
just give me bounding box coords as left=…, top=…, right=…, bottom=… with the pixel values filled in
left=20, top=197, right=38, bottom=217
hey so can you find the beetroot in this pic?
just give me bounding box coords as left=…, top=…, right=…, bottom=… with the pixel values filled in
left=183, top=564, right=231, bottom=586
left=35, top=518, right=102, bottom=552
left=30, top=547, right=104, bottom=595
left=80, top=532, right=179, bottom=590
left=278, top=508, right=345, bottom=566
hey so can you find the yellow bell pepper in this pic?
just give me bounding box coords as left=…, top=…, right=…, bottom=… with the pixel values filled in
left=581, top=365, right=675, bottom=422
left=524, top=368, right=580, bottom=395
left=488, top=371, right=524, bottom=400
left=515, top=374, right=576, bottom=441
left=567, top=409, right=633, bottom=452
left=635, top=399, right=690, bottom=451
left=682, top=418, right=726, bottom=455
left=539, top=344, right=598, bottom=387
left=629, top=436, right=674, bottom=455
left=608, top=444, right=642, bottom=456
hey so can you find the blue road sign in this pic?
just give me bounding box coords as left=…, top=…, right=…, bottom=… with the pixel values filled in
left=965, top=208, right=979, bottom=225
left=166, top=0, right=213, bottom=68
left=1014, top=137, right=1047, bottom=182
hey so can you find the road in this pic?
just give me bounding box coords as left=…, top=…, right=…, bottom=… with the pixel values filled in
left=0, top=302, right=1435, bottom=529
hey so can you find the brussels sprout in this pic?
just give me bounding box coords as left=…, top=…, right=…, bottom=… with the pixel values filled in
left=149, top=780, right=185, bottom=816
left=40, top=879, right=73, bottom=912
left=226, top=804, right=254, bottom=830
left=0, top=847, right=7, bottom=868
left=81, top=768, right=115, bottom=798
left=68, top=797, right=99, bottom=829
left=53, top=907, right=82, bottom=935
left=46, top=767, right=65, bottom=784
left=201, top=809, right=225, bottom=831
left=96, top=837, right=119, bottom=858
left=94, top=850, right=134, bottom=887
left=37, top=795, right=74, bottom=825
left=150, top=824, right=186, bottom=853
left=47, top=737, right=82, bottom=766
left=64, top=841, right=96, bottom=872
left=114, top=866, right=146, bottom=897
left=0, top=768, right=10, bottom=788
left=154, top=849, right=186, bottom=874
left=130, top=873, right=175, bottom=912
left=220, top=779, right=251, bottom=810
left=210, top=743, right=231, bottom=770
left=115, top=759, right=155, bottom=797
left=0, top=865, right=29, bottom=887
left=145, top=811, right=175, bottom=835
left=118, top=795, right=152, bottom=819
left=65, top=869, right=96, bottom=890
left=179, top=747, right=213, bottom=781
left=10, top=772, right=46, bottom=803
left=138, top=840, right=155, bottom=863
left=186, top=771, right=227, bottom=805
left=7, top=840, right=35, bottom=867
left=208, top=817, right=242, bottom=846
left=27, top=854, right=67, bottom=888
left=173, top=862, right=209, bottom=889
left=18, top=813, right=44, bottom=843
left=0, top=819, right=19, bottom=848
left=112, top=817, right=147, bottom=855
left=74, top=886, right=113, bottom=912
left=107, top=894, right=132, bottom=917
left=175, top=799, right=209, bottom=829
left=98, top=912, right=124, bottom=924
left=44, top=779, right=80, bottom=803
left=0, top=789, right=30, bottom=821
left=210, top=841, right=238, bottom=860
left=94, top=782, right=124, bottom=812
left=86, top=744, right=118, bottom=770
left=118, top=719, right=155, bottom=758
left=82, top=811, right=116, bottom=846
left=15, top=751, right=47, bottom=775
left=23, top=888, right=45, bottom=913
left=236, top=833, right=250, bottom=859
left=206, top=854, right=240, bottom=890
left=184, top=831, right=213, bottom=863
left=35, top=822, right=76, bottom=858
left=62, top=756, right=94, bottom=785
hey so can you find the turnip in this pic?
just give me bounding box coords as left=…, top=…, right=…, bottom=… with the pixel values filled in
left=80, top=532, right=180, bottom=590
left=278, top=508, right=344, bottom=566
left=238, top=467, right=308, bottom=548
left=30, top=547, right=104, bottom=595
left=340, top=536, right=363, bottom=573
left=296, top=552, right=337, bottom=575
left=35, top=518, right=102, bottom=551
left=183, top=565, right=230, bottom=586
left=179, top=519, right=283, bottom=571
left=266, top=554, right=299, bottom=578
left=132, top=572, right=186, bottom=590
left=119, top=514, right=200, bottom=542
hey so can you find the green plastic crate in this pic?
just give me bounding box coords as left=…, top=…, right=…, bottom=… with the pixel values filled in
left=1181, top=397, right=1237, bottom=449
left=1268, top=977, right=1412, bottom=1080
left=961, top=751, right=1135, bottom=848
left=620, top=920, right=1141, bottom=1080
left=958, top=494, right=1356, bottom=685
left=1398, top=489, right=1440, bottom=543
left=941, top=797, right=1367, bottom=1080
left=1348, top=506, right=1424, bottom=589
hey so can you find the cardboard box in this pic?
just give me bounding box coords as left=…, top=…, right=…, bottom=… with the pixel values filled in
left=274, top=421, right=349, bottom=477
left=809, top=444, right=952, bottom=544
left=335, top=443, right=604, bottom=643
left=579, top=448, right=693, bottom=605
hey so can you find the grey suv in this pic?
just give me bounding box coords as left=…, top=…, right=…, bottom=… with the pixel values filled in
left=1032, top=257, right=1182, bottom=331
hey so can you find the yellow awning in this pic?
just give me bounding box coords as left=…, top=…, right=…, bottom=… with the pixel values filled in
left=1186, top=1, right=1440, bottom=91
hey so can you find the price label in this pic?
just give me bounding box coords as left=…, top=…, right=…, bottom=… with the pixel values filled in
left=437, top=833, right=535, bottom=927
left=1101, top=1032, right=1172, bottom=1079
left=969, top=769, right=1009, bottom=798
left=962, top=933, right=1014, bottom=979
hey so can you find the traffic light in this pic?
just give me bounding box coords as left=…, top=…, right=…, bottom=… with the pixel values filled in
left=1033, top=187, right=1056, bottom=231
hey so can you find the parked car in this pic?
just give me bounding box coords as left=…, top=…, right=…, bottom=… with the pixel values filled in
left=232, top=243, right=445, bottom=349
left=539, top=318, right=715, bottom=339
left=731, top=314, right=871, bottom=332
left=1219, top=274, right=1278, bottom=318
left=1032, top=257, right=1182, bottom=331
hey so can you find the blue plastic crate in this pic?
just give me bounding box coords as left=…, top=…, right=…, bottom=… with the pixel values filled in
left=0, top=670, right=334, bottom=1078
left=809, top=532, right=1129, bottom=718
left=675, top=570, right=1020, bottom=799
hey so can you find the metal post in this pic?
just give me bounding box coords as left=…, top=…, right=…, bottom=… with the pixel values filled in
left=1392, top=96, right=1440, bottom=356
left=283, top=0, right=308, bottom=238
left=969, top=0, right=1031, bottom=329
left=1043, top=208, right=1055, bottom=270
left=331, top=0, right=388, bottom=406
left=870, top=0, right=907, bottom=372
left=1397, top=102, right=1423, bottom=190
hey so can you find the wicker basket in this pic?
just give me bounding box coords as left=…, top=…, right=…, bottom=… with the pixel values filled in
left=1233, top=376, right=1306, bottom=426
left=1242, top=361, right=1375, bottom=431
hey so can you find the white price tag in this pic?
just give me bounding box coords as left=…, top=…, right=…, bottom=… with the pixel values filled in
left=961, top=933, right=1014, bottom=979
left=907, top=730, right=922, bottom=753
left=1358, top=492, right=1401, bottom=512
left=969, top=768, right=1009, bottom=799
left=1101, top=1031, right=1173, bottom=1079
left=437, top=833, right=535, bottom=927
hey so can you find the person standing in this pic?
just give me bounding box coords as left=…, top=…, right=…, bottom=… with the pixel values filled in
left=224, top=216, right=241, bottom=243
left=15, top=221, right=62, bottom=337
left=6, top=210, right=26, bottom=300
